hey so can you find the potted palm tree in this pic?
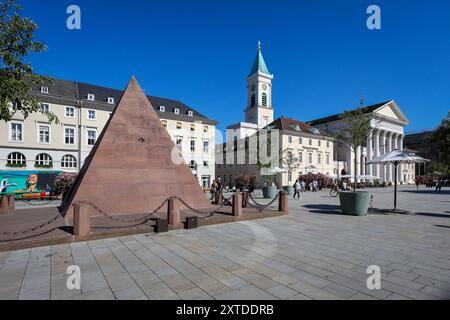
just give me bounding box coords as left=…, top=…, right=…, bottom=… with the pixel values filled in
left=332, top=108, right=374, bottom=216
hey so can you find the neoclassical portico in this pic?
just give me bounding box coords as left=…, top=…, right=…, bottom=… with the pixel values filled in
left=309, top=100, right=411, bottom=184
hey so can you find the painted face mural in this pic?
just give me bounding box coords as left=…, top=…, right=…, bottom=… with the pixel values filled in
left=0, top=171, right=61, bottom=197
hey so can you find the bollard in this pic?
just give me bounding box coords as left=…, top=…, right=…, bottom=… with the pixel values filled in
left=167, top=197, right=181, bottom=227
left=0, top=196, right=9, bottom=214
left=8, top=194, right=15, bottom=211
left=232, top=193, right=242, bottom=217
left=73, top=203, right=91, bottom=237
left=185, top=216, right=198, bottom=229
left=154, top=218, right=168, bottom=233
left=278, top=190, right=288, bottom=214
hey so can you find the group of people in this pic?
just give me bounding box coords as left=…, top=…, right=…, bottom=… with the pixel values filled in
left=293, top=179, right=319, bottom=199
left=210, top=178, right=223, bottom=202
left=414, top=177, right=447, bottom=192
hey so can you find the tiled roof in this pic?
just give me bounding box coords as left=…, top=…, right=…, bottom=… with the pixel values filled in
left=307, top=101, right=392, bottom=126
left=267, top=117, right=326, bottom=136
left=32, top=77, right=214, bottom=122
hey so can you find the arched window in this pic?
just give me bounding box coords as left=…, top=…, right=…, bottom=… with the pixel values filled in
left=35, top=153, right=53, bottom=167
left=262, top=93, right=267, bottom=107
left=7, top=152, right=26, bottom=166
left=61, top=155, right=77, bottom=169
left=251, top=94, right=256, bottom=108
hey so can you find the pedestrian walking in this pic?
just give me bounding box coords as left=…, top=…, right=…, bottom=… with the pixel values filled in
left=293, top=180, right=301, bottom=199
left=210, top=179, right=217, bottom=201
left=312, top=179, right=318, bottom=192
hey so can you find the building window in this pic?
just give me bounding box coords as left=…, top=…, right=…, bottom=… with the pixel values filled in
left=176, top=122, right=182, bottom=129
left=38, top=125, right=50, bottom=143
left=190, top=124, right=195, bottom=132
left=35, top=153, right=53, bottom=167
left=40, top=86, right=49, bottom=94
left=65, top=106, right=75, bottom=117
left=87, top=129, right=96, bottom=146
left=188, top=110, right=193, bottom=117
left=87, top=94, right=95, bottom=101
left=308, top=152, right=312, bottom=164
left=65, top=127, right=75, bottom=144
left=326, top=141, right=330, bottom=148
left=262, top=93, right=267, bottom=107
left=299, top=152, right=303, bottom=163
left=189, top=160, right=197, bottom=171
left=203, top=125, right=209, bottom=133
left=318, top=140, right=321, bottom=147
left=203, top=161, right=209, bottom=167
left=107, top=97, right=114, bottom=104
left=159, top=106, right=165, bottom=112
left=317, top=153, right=322, bottom=165
left=176, top=137, right=182, bottom=151
left=174, top=108, right=180, bottom=114
left=308, top=138, right=312, bottom=146
left=10, top=122, right=23, bottom=142
left=251, top=94, right=256, bottom=108
left=326, top=154, right=330, bottom=165
left=61, top=155, right=77, bottom=169
left=7, top=152, right=26, bottom=166
left=288, top=171, right=292, bottom=182
left=87, top=109, right=96, bottom=120
left=161, top=120, right=167, bottom=128
left=288, top=136, right=292, bottom=143
left=203, top=140, right=209, bottom=153
left=299, top=137, right=303, bottom=144
left=40, top=103, right=50, bottom=113
left=190, top=139, right=196, bottom=152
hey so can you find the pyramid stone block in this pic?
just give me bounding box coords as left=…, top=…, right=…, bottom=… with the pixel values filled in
left=60, top=77, right=211, bottom=218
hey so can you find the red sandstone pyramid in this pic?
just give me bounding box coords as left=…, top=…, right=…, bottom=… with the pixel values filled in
left=60, top=77, right=211, bottom=218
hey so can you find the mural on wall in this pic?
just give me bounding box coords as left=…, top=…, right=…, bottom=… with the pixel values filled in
left=0, top=171, right=61, bottom=198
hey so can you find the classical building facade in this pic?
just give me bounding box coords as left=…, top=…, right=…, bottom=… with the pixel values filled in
left=309, top=100, right=414, bottom=184
left=0, top=78, right=217, bottom=189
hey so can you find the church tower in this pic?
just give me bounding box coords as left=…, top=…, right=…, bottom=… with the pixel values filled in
left=245, top=41, right=274, bottom=128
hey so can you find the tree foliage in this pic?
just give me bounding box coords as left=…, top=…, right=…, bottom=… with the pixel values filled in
left=425, top=116, right=450, bottom=176
left=0, top=0, right=57, bottom=122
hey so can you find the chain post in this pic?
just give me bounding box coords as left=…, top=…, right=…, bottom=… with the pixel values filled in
left=74, top=202, right=91, bottom=237
left=232, top=193, right=242, bottom=217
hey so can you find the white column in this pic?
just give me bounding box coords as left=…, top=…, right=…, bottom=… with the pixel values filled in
left=356, top=146, right=361, bottom=181
left=367, top=131, right=373, bottom=177
left=392, top=133, right=398, bottom=184
left=379, top=131, right=386, bottom=182
left=373, top=130, right=380, bottom=179
left=386, top=132, right=393, bottom=182
left=397, top=134, right=404, bottom=183
left=346, top=147, right=354, bottom=180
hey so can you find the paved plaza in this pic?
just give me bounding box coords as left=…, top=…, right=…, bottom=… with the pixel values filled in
left=0, top=185, right=449, bottom=300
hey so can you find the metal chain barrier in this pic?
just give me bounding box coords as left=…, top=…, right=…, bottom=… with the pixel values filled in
left=174, top=196, right=225, bottom=219
left=23, top=199, right=56, bottom=206
left=248, top=193, right=280, bottom=211
left=73, top=199, right=170, bottom=224
left=0, top=213, right=62, bottom=239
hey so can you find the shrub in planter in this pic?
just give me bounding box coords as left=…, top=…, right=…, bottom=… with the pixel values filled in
left=6, top=163, right=26, bottom=168
left=54, top=173, right=77, bottom=196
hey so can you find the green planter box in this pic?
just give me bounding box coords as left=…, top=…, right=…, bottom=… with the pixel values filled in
left=339, top=191, right=372, bottom=216
left=283, top=186, right=294, bottom=195
left=262, top=186, right=277, bottom=199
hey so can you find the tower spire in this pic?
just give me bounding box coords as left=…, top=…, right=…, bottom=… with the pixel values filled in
left=248, top=41, right=270, bottom=77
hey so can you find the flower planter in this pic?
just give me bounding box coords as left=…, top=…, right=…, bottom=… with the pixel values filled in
left=339, top=191, right=372, bottom=216
left=262, top=186, right=277, bottom=199
left=283, top=186, right=294, bottom=195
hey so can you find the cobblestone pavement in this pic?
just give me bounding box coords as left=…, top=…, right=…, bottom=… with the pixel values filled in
left=0, top=186, right=449, bottom=300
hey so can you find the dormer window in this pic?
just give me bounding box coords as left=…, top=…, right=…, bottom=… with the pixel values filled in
left=174, top=108, right=180, bottom=114
left=107, top=97, right=114, bottom=104
left=159, top=106, right=165, bottom=112
left=188, top=110, right=194, bottom=117
left=40, top=86, right=49, bottom=94
left=87, top=94, right=95, bottom=101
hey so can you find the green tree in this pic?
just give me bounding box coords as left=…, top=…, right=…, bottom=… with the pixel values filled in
left=425, top=116, right=450, bottom=176
left=331, top=108, right=373, bottom=192
left=0, top=0, right=57, bottom=123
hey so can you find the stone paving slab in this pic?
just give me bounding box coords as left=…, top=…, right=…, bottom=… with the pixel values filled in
left=0, top=186, right=449, bottom=300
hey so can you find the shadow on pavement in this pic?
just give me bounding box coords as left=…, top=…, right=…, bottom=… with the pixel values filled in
left=434, top=225, right=450, bottom=229
left=303, top=204, right=342, bottom=215
left=415, top=212, right=450, bottom=219
left=401, top=189, right=450, bottom=195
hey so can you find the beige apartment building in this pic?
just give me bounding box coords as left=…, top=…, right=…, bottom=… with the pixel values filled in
left=217, top=116, right=337, bottom=188
left=0, top=78, right=218, bottom=189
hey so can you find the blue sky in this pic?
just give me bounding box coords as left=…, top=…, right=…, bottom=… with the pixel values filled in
left=20, top=0, right=450, bottom=133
